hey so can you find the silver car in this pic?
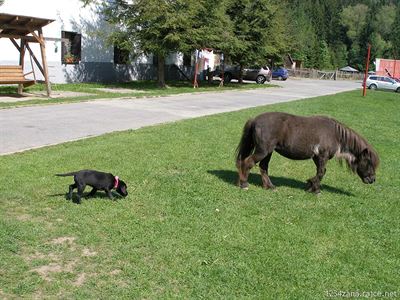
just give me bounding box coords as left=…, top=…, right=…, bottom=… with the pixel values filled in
left=365, top=75, right=400, bottom=92
left=218, top=66, right=271, bottom=84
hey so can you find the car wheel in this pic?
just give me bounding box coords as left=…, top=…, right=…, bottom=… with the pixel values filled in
left=256, top=75, right=266, bottom=84
left=369, top=84, right=377, bottom=90
left=396, top=87, right=400, bottom=93
left=224, top=73, right=232, bottom=83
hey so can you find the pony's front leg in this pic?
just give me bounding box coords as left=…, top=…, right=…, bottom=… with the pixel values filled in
left=306, top=156, right=328, bottom=193
left=236, top=158, right=251, bottom=189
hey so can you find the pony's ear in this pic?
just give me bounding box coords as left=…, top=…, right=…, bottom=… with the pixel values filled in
left=361, top=148, right=370, bottom=157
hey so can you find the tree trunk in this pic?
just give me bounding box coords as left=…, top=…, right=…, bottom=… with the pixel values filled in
left=157, top=54, right=166, bottom=88
left=239, top=64, right=244, bottom=84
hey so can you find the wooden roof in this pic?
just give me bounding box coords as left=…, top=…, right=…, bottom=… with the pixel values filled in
left=0, top=13, right=54, bottom=38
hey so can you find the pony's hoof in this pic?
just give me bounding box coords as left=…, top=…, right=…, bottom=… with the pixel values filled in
left=305, top=184, right=321, bottom=194
left=239, top=182, right=249, bottom=191
left=239, top=182, right=249, bottom=190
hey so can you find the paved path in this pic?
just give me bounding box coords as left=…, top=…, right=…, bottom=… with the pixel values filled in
left=0, top=79, right=360, bottom=155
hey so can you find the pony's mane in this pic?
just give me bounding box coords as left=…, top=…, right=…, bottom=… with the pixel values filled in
left=334, top=120, right=368, bottom=156
left=330, top=118, right=379, bottom=172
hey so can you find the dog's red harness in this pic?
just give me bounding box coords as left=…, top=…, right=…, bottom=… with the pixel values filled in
left=114, top=176, right=119, bottom=189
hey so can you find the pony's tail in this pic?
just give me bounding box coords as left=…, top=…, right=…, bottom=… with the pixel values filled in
left=236, top=118, right=256, bottom=163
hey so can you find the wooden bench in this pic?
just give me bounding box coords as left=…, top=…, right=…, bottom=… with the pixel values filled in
left=0, top=65, right=35, bottom=88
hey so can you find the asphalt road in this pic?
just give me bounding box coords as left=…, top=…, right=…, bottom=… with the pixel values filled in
left=0, top=79, right=360, bottom=155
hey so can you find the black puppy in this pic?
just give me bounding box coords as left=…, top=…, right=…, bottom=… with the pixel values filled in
left=56, top=170, right=128, bottom=204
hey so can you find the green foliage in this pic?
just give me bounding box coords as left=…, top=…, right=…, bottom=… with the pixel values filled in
left=341, top=4, right=369, bottom=42
left=225, top=0, right=288, bottom=81
left=391, top=4, right=400, bottom=57
left=316, top=41, right=333, bottom=70
left=287, top=9, right=317, bottom=66
left=79, top=0, right=399, bottom=73
left=288, top=0, right=399, bottom=69
left=329, top=43, right=348, bottom=69
left=376, top=5, right=396, bottom=40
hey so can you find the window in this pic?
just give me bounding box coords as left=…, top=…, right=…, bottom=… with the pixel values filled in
left=62, top=31, right=81, bottom=64
left=114, top=45, right=130, bottom=64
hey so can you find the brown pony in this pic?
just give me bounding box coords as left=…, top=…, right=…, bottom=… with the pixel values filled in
left=236, top=112, right=379, bottom=193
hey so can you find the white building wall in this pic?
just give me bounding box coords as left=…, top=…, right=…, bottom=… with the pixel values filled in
left=0, top=0, right=184, bottom=83
left=0, top=0, right=113, bottom=62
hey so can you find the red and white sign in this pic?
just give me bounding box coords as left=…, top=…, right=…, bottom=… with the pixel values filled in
left=375, top=58, right=400, bottom=78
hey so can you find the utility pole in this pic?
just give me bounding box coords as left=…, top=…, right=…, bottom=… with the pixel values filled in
left=362, top=43, right=371, bottom=97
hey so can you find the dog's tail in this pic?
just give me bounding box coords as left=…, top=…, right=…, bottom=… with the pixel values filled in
left=55, top=172, right=78, bottom=177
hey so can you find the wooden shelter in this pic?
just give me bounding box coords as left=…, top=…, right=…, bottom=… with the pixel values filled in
left=0, top=13, right=54, bottom=96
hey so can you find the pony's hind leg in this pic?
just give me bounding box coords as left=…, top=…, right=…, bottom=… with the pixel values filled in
left=306, top=155, right=328, bottom=193
left=259, top=153, right=275, bottom=189
left=238, top=150, right=268, bottom=189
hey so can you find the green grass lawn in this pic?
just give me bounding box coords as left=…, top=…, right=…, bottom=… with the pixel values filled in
left=0, top=80, right=275, bottom=109
left=0, top=90, right=399, bottom=299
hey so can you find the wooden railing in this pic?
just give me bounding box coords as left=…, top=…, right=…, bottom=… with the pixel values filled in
left=289, top=69, right=364, bottom=80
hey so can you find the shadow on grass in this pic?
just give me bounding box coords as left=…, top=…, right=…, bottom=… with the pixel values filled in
left=0, top=93, right=27, bottom=98
left=208, top=169, right=354, bottom=196
left=48, top=191, right=124, bottom=203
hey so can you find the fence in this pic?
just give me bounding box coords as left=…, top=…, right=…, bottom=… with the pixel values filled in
left=289, top=69, right=365, bottom=81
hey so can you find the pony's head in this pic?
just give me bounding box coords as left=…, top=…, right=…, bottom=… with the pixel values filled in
left=353, top=148, right=379, bottom=184
left=335, top=122, right=379, bottom=185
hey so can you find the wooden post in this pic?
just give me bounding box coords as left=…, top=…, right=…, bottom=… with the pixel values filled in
left=38, top=28, right=51, bottom=97
left=362, top=43, right=371, bottom=97
left=18, top=39, right=26, bottom=94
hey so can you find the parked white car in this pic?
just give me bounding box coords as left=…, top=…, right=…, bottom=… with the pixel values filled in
left=365, top=75, right=400, bottom=92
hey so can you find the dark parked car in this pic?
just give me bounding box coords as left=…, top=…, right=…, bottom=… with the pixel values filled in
left=216, top=65, right=271, bottom=84
left=271, top=67, right=289, bottom=80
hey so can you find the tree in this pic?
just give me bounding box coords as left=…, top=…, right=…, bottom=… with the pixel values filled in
left=391, top=3, right=400, bottom=58
left=286, top=7, right=317, bottom=68
left=225, top=0, right=288, bottom=82
left=317, top=41, right=332, bottom=70
left=341, top=4, right=369, bottom=43
left=82, top=0, right=229, bottom=88
left=357, top=2, right=380, bottom=71
left=329, top=43, right=348, bottom=69
left=376, top=4, right=396, bottom=41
